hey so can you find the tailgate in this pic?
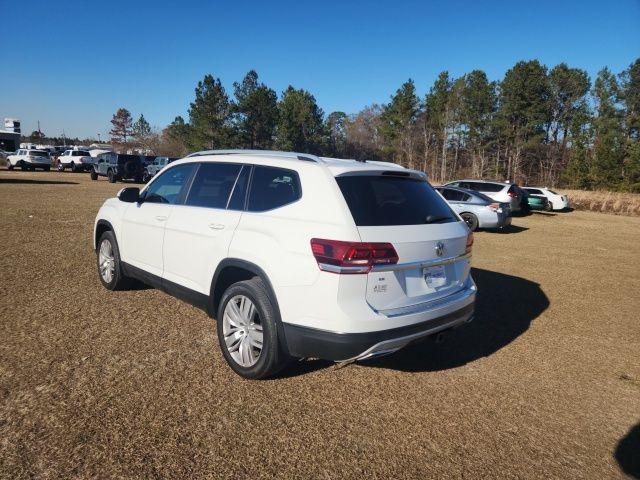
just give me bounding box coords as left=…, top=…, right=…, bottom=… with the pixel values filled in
left=358, top=222, right=471, bottom=311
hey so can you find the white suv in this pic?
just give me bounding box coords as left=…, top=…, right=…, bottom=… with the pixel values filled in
left=6, top=149, right=52, bottom=171
left=94, top=150, right=476, bottom=379
left=57, top=149, right=95, bottom=172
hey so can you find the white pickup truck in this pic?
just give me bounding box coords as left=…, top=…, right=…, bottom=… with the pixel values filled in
left=57, top=149, right=95, bottom=172
left=6, top=149, right=52, bottom=171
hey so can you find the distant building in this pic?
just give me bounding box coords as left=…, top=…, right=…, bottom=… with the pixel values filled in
left=4, top=118, right=21, bottom=134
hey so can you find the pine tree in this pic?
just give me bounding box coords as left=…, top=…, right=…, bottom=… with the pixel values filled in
left=274, top=86, right=326, bottom=154
left=232, top=71, right=278, bottom=149
left=591, top=68, right=625, bottom=189
left=110, top=108, right=133, bottom=143
left=188, top=74, right=233, bottom=150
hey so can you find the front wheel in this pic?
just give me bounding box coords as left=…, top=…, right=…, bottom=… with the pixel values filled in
left=90, top=169, right=98, bottom=181
left=544, top=201, right=552, bottom=212
left=217, top=277, right=290, bottom=379
left=71, top=162, right=78, bottom=173
left=96, top=231, right=131, bottom=290
left=460, top=212, right=479, bottom=231
left=58, top=163, right=65, bottom=172
left=7, top=162, right=13, bottom=170
left=44, top=166, right=50, bottom=172
left=107, top=169, right=116, bottom=183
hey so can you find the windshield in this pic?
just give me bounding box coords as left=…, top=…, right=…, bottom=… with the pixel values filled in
left=336, top=174, right=457, bottom=226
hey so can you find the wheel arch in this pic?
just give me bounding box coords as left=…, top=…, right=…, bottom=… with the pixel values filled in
left=210, top=259, right=291, bottom=355
left=94, top=219, right=115, bottom=251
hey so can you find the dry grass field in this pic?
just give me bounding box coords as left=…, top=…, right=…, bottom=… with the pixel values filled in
left=1, top=170, right=639, bottom=479
left=564, top=189, right=640, bottom=216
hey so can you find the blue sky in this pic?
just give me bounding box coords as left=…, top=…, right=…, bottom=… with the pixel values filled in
left=2, top=0, right=639, bottom=139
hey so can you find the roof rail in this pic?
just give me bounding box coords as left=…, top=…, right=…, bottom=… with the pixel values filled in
left=186, top=149, right=320, bottom=163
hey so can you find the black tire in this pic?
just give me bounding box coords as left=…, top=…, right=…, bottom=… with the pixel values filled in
left=217, top=277, right=290, bottom=379
left=71, top=162, right=78, bottom=173
left=134, top=175, right=143, bottom=184
left=108, top=169, right=116, bottom=183
left=460, top=212, right=479, bottom=231
left=544, top=201, right=552, bottom=212
left=7, top=162, right=13, bottom=171
left=44, top=166, right=50, bottom=172
left=57, top=163, right=65, bottom=172
left=96, top=230, right=132, bottom=290
left=123, top=160, right=137, bottom=178
left=90, top=169, right=98, bottom=181
left=19, top=161, right=27, bottom=171
left=142, top=171, right=150, bottom=183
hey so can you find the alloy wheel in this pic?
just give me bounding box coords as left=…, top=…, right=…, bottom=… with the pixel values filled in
left=222, top=295, right=263, bottom=367
left=98, top=239, right=115, bottom=284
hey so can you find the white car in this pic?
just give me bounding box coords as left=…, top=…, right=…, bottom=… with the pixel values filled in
left=444, top=180, right=522, bottom=213
left=94, top=150, right=476, bottom=379
left=57, top=149, right=95, bottom=172
left=522, top=187, right=570, bottom=210
left=6, top=149, right=52, bottom=171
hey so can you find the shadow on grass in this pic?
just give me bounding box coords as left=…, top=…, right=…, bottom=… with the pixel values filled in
left=0, top=178, right=78, bottom=185
left=497, top=224, right=529, bottom=234
left=364, top=267, right=548, bottom=372
left=616, top=423, right=640, bottom=479
left=277, top=268, right=548, bottom=377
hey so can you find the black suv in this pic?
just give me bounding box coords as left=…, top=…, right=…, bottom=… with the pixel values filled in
left=91, top=153, right=145, bottom=183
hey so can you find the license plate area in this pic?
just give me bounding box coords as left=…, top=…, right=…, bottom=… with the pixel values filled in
left=423, top=265, right=447, bottom=288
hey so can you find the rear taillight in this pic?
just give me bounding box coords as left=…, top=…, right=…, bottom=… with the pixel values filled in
left=310, top=238, right=398, bottom=274
left=465, top=232, right=474, bottom=255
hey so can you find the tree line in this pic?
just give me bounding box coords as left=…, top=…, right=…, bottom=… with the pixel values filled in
left=110, top=58, right=640, bottom=192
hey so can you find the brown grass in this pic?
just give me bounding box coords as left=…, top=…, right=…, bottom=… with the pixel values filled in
left=564, top=189, right=640, bottom=216
left=1, top=170, right=639, bottom=479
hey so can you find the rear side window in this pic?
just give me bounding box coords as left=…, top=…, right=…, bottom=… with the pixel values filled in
left=185, top=163, right=242, bottom=209
left=526, top=188, right=543, bottom=195
left=479, top=183, right=505, bottom=192
left=247, top=166, right=301, bottom=212
left=440, top=188, right=467, bottom=202
left=144, top=164, right=196, bottom=204
left=337, top=175, right=456, bottom=226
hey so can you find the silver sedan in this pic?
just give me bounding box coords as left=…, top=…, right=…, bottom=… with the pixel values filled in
left=435, top=186, right=512, bottom=231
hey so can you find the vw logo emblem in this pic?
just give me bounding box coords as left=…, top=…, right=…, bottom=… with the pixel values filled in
left=435, top=241, right=445, bottom=257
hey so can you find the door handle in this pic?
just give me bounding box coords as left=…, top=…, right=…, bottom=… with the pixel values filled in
left=155, top=215, right=167, bottom=222
left=208, top=223, right=225, bottom=230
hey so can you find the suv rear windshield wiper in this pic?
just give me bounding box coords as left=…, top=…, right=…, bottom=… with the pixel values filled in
left=424, top=215, right=452, bottom=224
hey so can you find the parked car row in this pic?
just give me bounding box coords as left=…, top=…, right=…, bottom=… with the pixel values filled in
left=438, top=179, right=570, bottom=231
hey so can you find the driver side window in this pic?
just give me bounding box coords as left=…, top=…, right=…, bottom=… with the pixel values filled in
left=144, top=164, right=196, bottom=204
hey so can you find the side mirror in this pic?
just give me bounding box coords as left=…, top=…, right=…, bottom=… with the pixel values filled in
left=118, top=187, right=140, bottom=203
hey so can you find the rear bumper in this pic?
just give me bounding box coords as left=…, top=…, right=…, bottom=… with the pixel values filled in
left=283, top=292, right=475, bottom=361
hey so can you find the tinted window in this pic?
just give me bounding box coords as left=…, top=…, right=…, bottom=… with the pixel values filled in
left=337, top=175, right=456, bottom=226
left=185, top=163, right=242, bottom=209
left=248, top=166, right=301, bottom=212
left=440, top=188, right=466, bottom=202
left=483, top=183, right=507, bottom=192
left=144, top=164, right=195, bottom=204
left=29, top=150, right=48, bottom=157
left=228, top=165, right=250, bottom=210
left=526, top=188, right=543, bottom=195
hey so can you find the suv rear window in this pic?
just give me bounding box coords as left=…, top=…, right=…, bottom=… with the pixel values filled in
left=477, top=182, right=505, bottom=192
left=247, top=166, right=301, bottom=212
left=337, top=175, right=456, bottom=226
left=29, top=150, right=48, bottom=157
